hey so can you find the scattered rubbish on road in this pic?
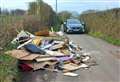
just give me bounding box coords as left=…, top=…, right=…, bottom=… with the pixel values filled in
left=63, top=72, right=79, bottom=77
left=6, top=30, right=96, bottom=77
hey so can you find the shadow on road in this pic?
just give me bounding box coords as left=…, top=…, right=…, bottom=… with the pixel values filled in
left=20, top=70, right=57, bottom=82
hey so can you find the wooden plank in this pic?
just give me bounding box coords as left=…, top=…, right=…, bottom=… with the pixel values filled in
left=35, top=57, right=56, bottom=62
left=50, top=43, right=64, bottom=50
left=45, top=50, right=70, bottom=57
left=63, top=72, right=79, bottom=77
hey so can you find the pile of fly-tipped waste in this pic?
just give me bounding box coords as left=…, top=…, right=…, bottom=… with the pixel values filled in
left=6, top=29, right=96, bottom=77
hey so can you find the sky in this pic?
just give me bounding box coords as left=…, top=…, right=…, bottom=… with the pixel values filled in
left=0, top=0, right=120, bottom=13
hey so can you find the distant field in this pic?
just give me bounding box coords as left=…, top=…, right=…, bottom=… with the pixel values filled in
left=80, top=8, right=120, bottom=45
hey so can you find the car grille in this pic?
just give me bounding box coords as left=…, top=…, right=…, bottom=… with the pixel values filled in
left=72, top=27, right=80, bottom=29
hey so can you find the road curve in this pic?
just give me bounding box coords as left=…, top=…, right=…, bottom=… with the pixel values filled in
left=20, top=34, right=120, bottom=82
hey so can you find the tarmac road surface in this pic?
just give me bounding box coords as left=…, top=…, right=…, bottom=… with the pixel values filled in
left=20, top=34, right=120, bottom=82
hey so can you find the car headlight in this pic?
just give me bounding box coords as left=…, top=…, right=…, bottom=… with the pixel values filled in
left=67, top=26, right=72, bottom=30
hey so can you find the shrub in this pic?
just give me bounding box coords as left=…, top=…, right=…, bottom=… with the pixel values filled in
left=80, top=8, right=120, bottom=45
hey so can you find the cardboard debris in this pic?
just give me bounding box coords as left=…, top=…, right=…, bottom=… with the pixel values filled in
left=6, top=50, right=39, bottom=60
left=6, top=50, right=30, bottom=59
left=63, top=63, right=89, bottom=72
left=20, top=54, right=39, bottom=60
left=63, top=63, right=81, bottom=72
left=6, top=30, right=96, bottom=77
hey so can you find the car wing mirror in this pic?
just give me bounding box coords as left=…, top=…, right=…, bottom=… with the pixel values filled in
left=64, top=22, right=66, bottom=25
left=81, top=22, right=84, bottom=25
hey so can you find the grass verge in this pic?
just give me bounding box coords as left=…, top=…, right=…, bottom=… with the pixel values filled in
left=89, top=32, right=120, bottom=46
left=50, top=24, right=61, bottom=32
left=0, top=54, right=19, bottom=82
left=0, top=44, right=19, bottom=82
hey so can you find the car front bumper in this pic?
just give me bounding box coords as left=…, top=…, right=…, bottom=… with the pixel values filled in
left=67, top=28, right=84, bottom=33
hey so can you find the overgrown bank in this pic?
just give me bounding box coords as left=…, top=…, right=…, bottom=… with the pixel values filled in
left=0, top=54, right=18, bottom=82
left=80, top=8, right=120, bottom=46
left=0, top=0, right=59, bottom=82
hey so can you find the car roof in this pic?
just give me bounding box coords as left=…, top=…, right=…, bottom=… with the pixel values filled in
left=66, top=19, right=81, bottom=23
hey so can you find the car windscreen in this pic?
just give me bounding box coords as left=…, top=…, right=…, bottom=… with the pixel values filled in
left=67, top=19, right=80, bottom=24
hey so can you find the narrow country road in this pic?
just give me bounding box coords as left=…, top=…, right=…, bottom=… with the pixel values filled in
left=20, top=34, right=120, bottom=82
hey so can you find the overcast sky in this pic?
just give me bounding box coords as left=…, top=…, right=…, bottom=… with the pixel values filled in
left=0, top=0, right=120, bottom=13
